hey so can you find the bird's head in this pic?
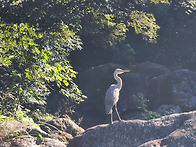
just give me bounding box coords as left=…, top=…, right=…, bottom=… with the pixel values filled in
left=114, top=68, right=130, bottom=75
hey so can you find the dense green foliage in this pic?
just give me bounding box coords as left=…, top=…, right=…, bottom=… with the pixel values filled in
left=0, top=0, right=162, bottom=118
left=0, top=21, right=85, bottom=117
left=1, top=0, right=195, bottom=120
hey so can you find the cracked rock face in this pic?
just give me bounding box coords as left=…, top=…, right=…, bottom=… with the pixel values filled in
left=69, top=111, right=196, bottom=147
left=151, top=69, right=196, bottom=111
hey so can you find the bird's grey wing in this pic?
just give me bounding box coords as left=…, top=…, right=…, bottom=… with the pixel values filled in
left=105, top=85, right=119, bottom=114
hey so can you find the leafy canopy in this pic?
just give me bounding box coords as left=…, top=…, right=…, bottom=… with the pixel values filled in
left=1, top=0, right=193, bottom=119
left=0, top=20, right=85, bottom=117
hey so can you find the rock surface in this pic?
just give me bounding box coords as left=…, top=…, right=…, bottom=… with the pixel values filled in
left=134, top=62, right=170, bottom=77
left=1, top=136, right=66, bottom=147
left=0, top=117, right=84, bottom=147
left=69, top=111, right=196, bottom=147
left=0, top=119, right=49, bottom=139
left=48, top=117, right=84, bottom=136
left=156, top=104, right=182, bottom=115
left=0, top=119, right=67, bottom=147
left=151, top=69, right=196, bottom=111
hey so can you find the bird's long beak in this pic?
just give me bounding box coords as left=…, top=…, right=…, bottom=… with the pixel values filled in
left=122, top=70, right=130, bottom=73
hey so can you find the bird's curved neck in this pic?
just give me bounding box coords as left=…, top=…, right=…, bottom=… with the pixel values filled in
left=114, top=73, right=122, bottom=91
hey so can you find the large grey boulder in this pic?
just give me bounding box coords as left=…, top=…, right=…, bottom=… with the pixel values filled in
left=69, top=111, right=196, bottom=147
left=140, top=113, right=196, bottom=146
left=134, top=62, right=170, bottom=77
left=151, top=69, right=196, bottom=111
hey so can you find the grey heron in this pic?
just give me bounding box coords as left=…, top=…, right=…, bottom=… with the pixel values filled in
left=105, top=68, right=130, bottom=124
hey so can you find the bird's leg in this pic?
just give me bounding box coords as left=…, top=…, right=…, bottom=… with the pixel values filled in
left=115, top=104, right=122, bottom=121
left=110, top=110, right=113, bottom=124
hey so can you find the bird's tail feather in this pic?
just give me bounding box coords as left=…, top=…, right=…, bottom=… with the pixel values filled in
left=105, top=105, right=112, bottom=114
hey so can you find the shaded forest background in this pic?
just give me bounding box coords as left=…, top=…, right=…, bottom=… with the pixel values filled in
left=1, top=0, right=196, bottom=126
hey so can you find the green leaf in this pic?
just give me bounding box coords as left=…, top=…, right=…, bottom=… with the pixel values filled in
left=53, top=68, right=59, bottom=74
left=57, top=75, right=62, bottom=81
left=63, top=80, right=69, bottom=86
left=77, top=89, right=81, bottom=94
left=105, top=14, right=114, bottom=20
left=19, top=87, right=23, bottom=93
left=29, top=91, right=33, bottom=94
left=34, top=47, right=41, bottom=54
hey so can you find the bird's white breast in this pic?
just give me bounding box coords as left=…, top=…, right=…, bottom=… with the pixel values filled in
left=105, top=84, right=120, bottom=105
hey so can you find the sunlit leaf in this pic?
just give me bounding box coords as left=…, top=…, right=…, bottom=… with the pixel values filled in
left=63, top=80, right=69, bottom=86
